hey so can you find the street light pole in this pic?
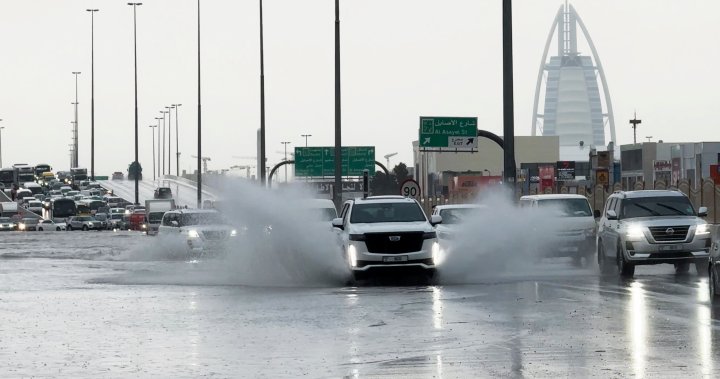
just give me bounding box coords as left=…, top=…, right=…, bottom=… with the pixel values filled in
left=166, top=105, right=174, bottom=176
left=86, top=8, right=99, bottom=180
left=333, top=0, right=342, bottom=209
left=258, top=0, right=266, bottom=185
left=196, top=0, right=202, bottom=207
left=154, top=117, right=162, bottom=179
left=128, top=2, right=142, bottom=205
left=502, top=0, right=516, bottom=190
left=72, top=71, right=81, bottom=168
left=281, top=141, right=291, bottom=182
left=149, top=125, right=157, bottom=181
left=0, top=120, right=4, bottom=168
left=173, top=103, right=182, bottom=176
left=301, top=134, right=312, bottom=148
left=160, top=110, right=168, bottom=176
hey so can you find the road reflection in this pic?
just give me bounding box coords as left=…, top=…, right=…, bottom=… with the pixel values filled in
left=627, top=281, right=647, bottom=378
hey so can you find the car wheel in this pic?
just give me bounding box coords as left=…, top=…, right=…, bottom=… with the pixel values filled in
left=710, top=265, right=720, bottom=303
left=598, top=242, right=613, bottom=274
left=617, top=243, right=635, bottom=277
left=56, top=227, right=60, bottom=231
left=82, top=225, right=89, bottom=231
left=695, top=262, right=706, bottom=276
left=675, top=263, right=690, bottom=274
left=67, top=225, right=73, bottom=231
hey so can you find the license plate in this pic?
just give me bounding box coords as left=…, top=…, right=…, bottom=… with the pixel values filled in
left=383, top=255, right=408, bottom=263
left=659, top=244, right=683, bottom=251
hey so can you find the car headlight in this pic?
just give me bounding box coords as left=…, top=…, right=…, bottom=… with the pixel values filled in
left=18, top=223, right=25, bottom=231
left=188, top=229, right=200, bottom=238
left=626, top=225, right=645, bottom=240
left=696, top=223, right=710, bottom=235
left=348, top=245, right=358, bottom=268
left=432, top=242, right=444, bottom=265
left=142, top=224, right=147, bottom=229
left=230, top=229, right=237, bottom=237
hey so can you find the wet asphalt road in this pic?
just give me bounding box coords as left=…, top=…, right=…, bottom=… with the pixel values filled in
left=1, top=232, right=719, bottom=378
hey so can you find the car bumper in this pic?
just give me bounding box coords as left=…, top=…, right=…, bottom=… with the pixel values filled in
left=540, top=235, right=595, bottom=257
left=625, top=237, right=711, bottom=264
left=349, top=242, right=438, bottom=272
left=186, top=238, right=233, bottom=255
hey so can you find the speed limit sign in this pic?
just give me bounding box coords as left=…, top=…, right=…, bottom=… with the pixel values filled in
left=400, top=179, right=421, bottom=198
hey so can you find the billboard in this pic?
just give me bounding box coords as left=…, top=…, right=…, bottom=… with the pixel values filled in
left=556, top=161, right=576, bottom=181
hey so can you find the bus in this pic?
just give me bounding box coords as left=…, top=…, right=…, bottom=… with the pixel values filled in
left=0, top=168, right=14, bottom=188
left=34, top=164, right=52, bottom=178
left=42, top=198, right=77, bottom=222
left=77, top=199, right=106, bottom=214
left=14, top=165, right=35, bottom=187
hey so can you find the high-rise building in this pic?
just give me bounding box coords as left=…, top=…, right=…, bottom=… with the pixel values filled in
left=532, top=2, right=616, bottom=161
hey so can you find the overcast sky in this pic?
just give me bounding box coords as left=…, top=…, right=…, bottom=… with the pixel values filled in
left=1, top=0, right=718, bottom=177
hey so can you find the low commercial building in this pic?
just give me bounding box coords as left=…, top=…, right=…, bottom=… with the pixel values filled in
left=620, top=141, right=720, bottom=188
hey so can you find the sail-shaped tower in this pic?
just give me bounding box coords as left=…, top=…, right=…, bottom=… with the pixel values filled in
left=531, top=3, right=615, bottom=161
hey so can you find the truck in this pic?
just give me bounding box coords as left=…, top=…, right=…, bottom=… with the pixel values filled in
left=145, top=199, right=176, bottom=235
left=0, top=168, right=14, bottom=189
left=0, top=202, right=19, bottom=217
left=70, top=167, right=88, bottom=188
left=13, top=165, right=35, bottom=187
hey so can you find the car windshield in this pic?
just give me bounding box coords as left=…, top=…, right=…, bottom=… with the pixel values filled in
left=158, top=188, right=171, bottom=194
left=438, top=207, right=480, bottom=224
left=0, top=218, right=11, bottom=223
left=621, top=196, right=696, bottom=218
left=537, top=199, right=593, bottom=217
left=111, top=214, right=124, bottom=220
left=179, top=213, right=226, bottom=226
left=350, top=202, right=426, bottom=223
left=309, top=208, right=337, bottom=221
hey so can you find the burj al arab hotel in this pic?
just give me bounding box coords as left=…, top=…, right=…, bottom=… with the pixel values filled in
left=532, top=2, right=616, bottom=161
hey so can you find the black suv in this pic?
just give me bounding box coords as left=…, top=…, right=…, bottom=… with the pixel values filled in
left=154, top=187, right=173, bottom=199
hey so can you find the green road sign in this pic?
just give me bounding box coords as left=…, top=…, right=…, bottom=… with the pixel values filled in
left=419, top=116, right=478, bottom=149
left=295, top=146, right=375, bottom=177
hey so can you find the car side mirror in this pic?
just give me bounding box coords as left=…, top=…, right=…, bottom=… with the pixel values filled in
left=606, top=210, right=617, bottom=220
left=698, top=206, right=708, bottom=217
left=170, top=220, right=179, bottom=227
left=332, top=218, right=344, bottom=229
left=593, top=209, right=601, bottom=219
left=430, top=215, right=442, bottom=226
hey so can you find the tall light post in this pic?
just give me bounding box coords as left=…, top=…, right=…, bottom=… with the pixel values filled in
left=301, top=133, right=312, bottom=148
left=72, top=71, right=81, bottom=168
left=154, top=116, right=162, bottom=178
left=148, top=125, right=157, bottom=181
left=258, top=0, right=266, bottom=185
left=196, top=0, right=202, bottom=207
left=281, top=141, right=291, bottom=182
left=86, top=8, right=99, bottom=180
left=165, top=105, right=174, bottom=175
left=0, top=120, right=4, bottom=168
left=172, top=103, right=182, bottom=176
left=128, top=2, right=142, bottom=205
left=502, top=0, right=516, bottom=189
left=160, top=110, right=168, bottom=175
left=333, top=0, right=342, bottom=209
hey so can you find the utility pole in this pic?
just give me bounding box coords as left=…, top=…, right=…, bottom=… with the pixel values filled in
left=196, top=0, right=202, bottom=207
left=72, top=71, right=81, bottom=168
left=502, top=0, right=516, bottom=190
left=155, top=116, right=162, bottom=179
left=281, top=141, right=291, bottom=182
left=149, top=125, right=157, bottom=180
left=128, top=2, right=142, bottom=205
left=173, top=103, right=182, bottom=176
left=166, top=105, right=174, bottom=175
left=333, top=0, right=342, bottom=209
left=87, top=8, right=99, bottom=180
left=629, top=111, right=642, bottom=145
left=258, top=0, right=267, bottom=185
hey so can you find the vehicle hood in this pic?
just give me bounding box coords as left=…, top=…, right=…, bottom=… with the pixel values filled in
left=348, top=221, right=433, bottom=234
left=620, top=216, right=705, bottom=227
left=551, top=216, right=597, bottom=231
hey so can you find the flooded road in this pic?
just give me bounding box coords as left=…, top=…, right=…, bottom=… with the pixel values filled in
left=1, top=232, right=719, bottom=378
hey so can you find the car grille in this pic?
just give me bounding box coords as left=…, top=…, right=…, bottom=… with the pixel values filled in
left=648, top=226, right=689, bottom=242
left=363, top=232, right=425, bottom=254
left=203, top=231, right=228, bottom=240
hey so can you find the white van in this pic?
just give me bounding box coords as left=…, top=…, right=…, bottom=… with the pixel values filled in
left=519, top=194, right=599, bottom=266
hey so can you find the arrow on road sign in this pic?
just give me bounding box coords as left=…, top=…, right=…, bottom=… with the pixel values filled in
left=423, top=137, right=431, bottom=145
left=466, top=138, right=475, bottom=146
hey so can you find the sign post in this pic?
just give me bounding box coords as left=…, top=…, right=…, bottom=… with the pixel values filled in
left=419, top=117, right=478, bottom=150
left=400, top=179, right=421, bottom=199
left=295, top=146, right=375, bottom=177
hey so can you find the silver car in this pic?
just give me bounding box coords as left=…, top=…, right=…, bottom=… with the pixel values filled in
left=597, top=190, right=710, bottom=277
left=67, top=216, right=103, bottom=231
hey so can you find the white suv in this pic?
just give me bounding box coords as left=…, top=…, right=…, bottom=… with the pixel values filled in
left=158, top=209, right=237, bottom=258
left=597, top=190, right=710, bottom=277
left=332, top=196, right=442, bottom=281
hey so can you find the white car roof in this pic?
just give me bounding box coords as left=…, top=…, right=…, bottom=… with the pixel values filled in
left=615, top=190, right=686, bottom=199
left=353, top=196, right=417, bottom=204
